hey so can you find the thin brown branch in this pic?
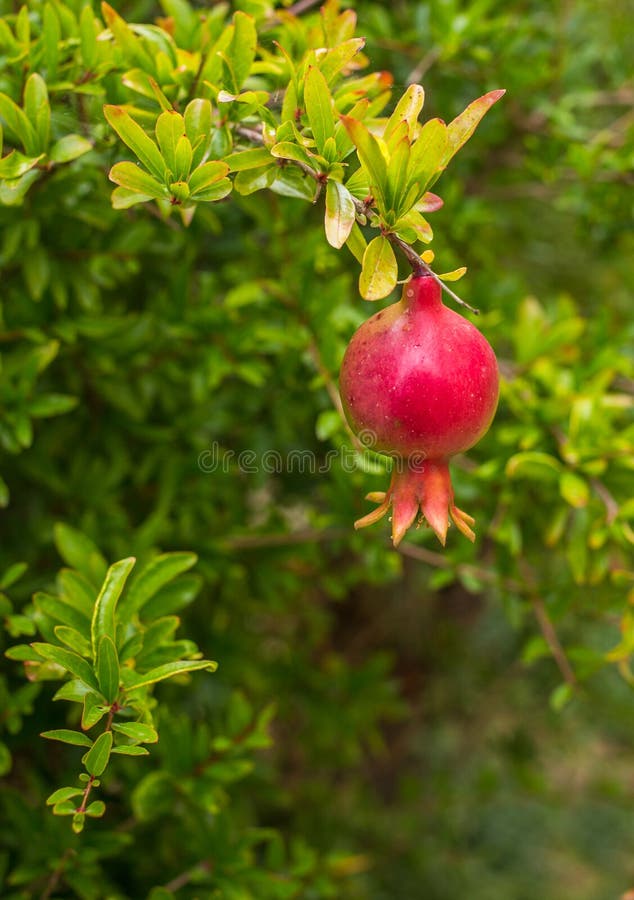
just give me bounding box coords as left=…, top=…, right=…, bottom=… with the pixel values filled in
left=532, top=597, right=578, bottom=687
left=285, top=0, right=323, bottom=16
left=40, top=849, right=74, bottom=900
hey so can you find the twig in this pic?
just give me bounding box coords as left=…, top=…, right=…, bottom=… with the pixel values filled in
left=40, top=849, right=74, bottom=900
left=222, top=527, right=347, bottom=550
left=286, top=0, right=323, bottom=16
left=531, top=597, right=577, bottom=687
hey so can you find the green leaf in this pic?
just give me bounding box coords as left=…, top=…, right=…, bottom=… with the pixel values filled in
left=228, top=11, right=257, bottom=90
left=319, top=38, right=366, bottom=84
left=359, top=235, right=398, bottom=301
left=5, top=644, right=42, bottom=662
left=155, top=110, right=186, bottom=175
left=91, top=557, right=136, bottom=657
left=57, top=569, right=95, bottom=618
left=112, top=721, right=158, bottom=743
left=184, top=98, right=212, bottom=168
left=53, top=679, right=92, bottom=703
left=32, top=643, right=100, bottom=691
left=140, top=573, right=203, bottom=620
left=407, top=118, right=448, bottom=199
left=325, top=180, right=356, bottom=249
left=0, top=742, right=11, bottom=776
left=174, top=136, right=193, bottom=181
left=54, top=625, right=92, bottom=658
left=340, top=116, right=388, bottom=212
left=225, top=147, right=273, bottom=172
left=46, top=787, right=83, bottom=805
left=72, top=812, right=85, bottom=833
left=0, top=150, right=44, bottom=179
left=505, top=452, right=563, bottom=481
left=97, top=635, right=120, bottom=703
left=111, top=186, right=156, bottom=209
left=82, top=731, right=112, bottom=776
left=112, top=744, right=149, bottom=756
left=109, top=162, right=168, bottom=199
left=79, top=4, right=98, bottom=68
left=560, top=471, right=590, bottom=508
left=101, top=2, right=155, bottom=71
left=441, top=89, right=506, bottom=167
left=345, top=221, right=368, bottom=264
left=41, top=729, right=93, bottom=748
left=53, top=524, right=107, bottom=586
left=0, top=93, right=38, bottom=156
left=49, top=135, right=93, bottom=164
left=119, top=552, right=197, bottom=621
left=103, top=106, right=166, bottom=180
left=41, top=4, right=61, bottom=80
left=24, top=74, right=50, bottom=154
left=0, top=170, right=40, bottom=206
left=386, top=135, right=411, bottom=219
left=82, top=692, right=107, bottom=729
left=304, top=66, right=335, bottom=155
left=27, top=393, right=78, bottom=417
left=270, top=141, right=318, bottom=171
left=188, top=162, right=230, bottom=196
left=0, top=561, right=27, bottom=590
left=124, top=659, right=217, bottom=691
left=33, top=592, right=91, bottom=635
left=85, top=800, right=106, bottom=817
left=384, top=83, right=425, bottom=145
left=234, top=165, right=276, bottom=195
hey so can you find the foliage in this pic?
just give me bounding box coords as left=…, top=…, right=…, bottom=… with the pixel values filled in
left=0, top=0, right=632, bottom=897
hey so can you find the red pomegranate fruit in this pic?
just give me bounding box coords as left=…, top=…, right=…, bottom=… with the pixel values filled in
left=339, top=273, right=499, bottom=546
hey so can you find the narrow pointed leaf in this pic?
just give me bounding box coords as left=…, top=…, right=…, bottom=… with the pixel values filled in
left=340, top=116, right=387, bottom=212
left=155, top=110, right=186, bottom=174
left=325, top=180, right=356, bottom=249
left=53, top=524, right=107, bottom=586
left=228, top=11, right=257, bottom=90
left=82, top=731, right=112, bottom=776
left=24, top=74, right=50, bottom=153
left=109, top=161, right=168, bottom=198
left=270, top=141, right=318, bottom=170
left=54, top=625, right=92, bottom=658
left=345, top=221, right=368, bottom=264
left=119, top=553, right=197, bottom=622
left=41, top=729, right=92, bottom=747
left=103, top=106, right=166, bottom=180
left=359, top=235, right=398, bottom=301
left=188, top=161, right=229, bottom=195
left=386, top=135, right=411, bottom=219
left=441, top=89, right=506, bottom=166
left=124, top=659, right=217, bottom=691
left=384, top=83, right=425, bottom=144
left=91, top=557, right=135, bottom=656
left=34, top=592, right=90, bottom=635
left=97, top=635, right=119, bottom=703
left=32, top=643, right=100, bottom=691
left=408, top=118, right=448, bottom=198
left=112, top=745, right=149, bottom=756
left=0, top=93, right=38, bottom=156
left=112, top=721, right=158, bottom=743
left=225, top=147, right=273, bottom=172
left=305, top=66, right=335, bottom=155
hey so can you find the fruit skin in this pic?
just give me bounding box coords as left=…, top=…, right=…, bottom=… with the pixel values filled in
left=339, top=274, right=499, bottom=546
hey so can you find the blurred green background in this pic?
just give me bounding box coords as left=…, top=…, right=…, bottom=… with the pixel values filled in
left=1, top=0, right=633, bottom=897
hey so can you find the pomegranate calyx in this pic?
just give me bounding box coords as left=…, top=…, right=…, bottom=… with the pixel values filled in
left=354, top=460, right=477, bottom=547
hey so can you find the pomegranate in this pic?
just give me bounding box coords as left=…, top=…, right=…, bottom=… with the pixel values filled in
left=339, top=273, right=499, bottom=546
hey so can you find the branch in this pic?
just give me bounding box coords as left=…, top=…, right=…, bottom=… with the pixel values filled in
left=532, top=597, right=578, bottom=688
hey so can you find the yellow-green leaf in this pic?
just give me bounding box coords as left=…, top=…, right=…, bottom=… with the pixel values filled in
left=359, top=235, right=398, bottom=301
left=325, top=180, right=356, bottom=249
